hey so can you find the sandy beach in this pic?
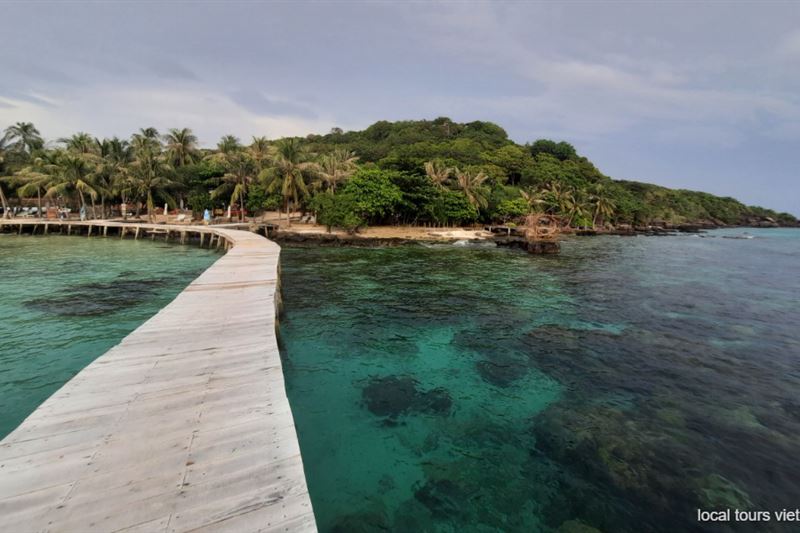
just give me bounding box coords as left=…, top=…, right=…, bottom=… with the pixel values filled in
left=274, top=222, right=493, bottom=242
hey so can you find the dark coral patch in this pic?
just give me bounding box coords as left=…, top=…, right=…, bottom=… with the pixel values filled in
left=362, top=375, right=452, bottom=419
left=27, top=277, right=170, bottom=317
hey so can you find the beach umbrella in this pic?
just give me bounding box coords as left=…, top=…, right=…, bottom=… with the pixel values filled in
left=164, top=202, right=168, bottom=216
left=227, top=204, right=232, bottom=219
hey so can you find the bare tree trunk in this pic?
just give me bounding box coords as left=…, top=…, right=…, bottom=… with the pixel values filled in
left=147, top=192, right=154, bottom=223
left=37, top=189, right=43, bottom=219
left=0, top=185, right=10, bottom=219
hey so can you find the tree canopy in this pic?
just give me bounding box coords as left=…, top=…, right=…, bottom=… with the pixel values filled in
left=0, top=118, right=795, bottom=228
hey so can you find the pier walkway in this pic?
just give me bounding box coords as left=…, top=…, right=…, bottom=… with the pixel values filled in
left=0, top=221, right=316, bottom=532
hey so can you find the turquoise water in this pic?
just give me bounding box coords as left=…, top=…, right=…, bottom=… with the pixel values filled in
left=280, top=228, right=800, bottom=532
left=0, top=235, right=220, bottom=438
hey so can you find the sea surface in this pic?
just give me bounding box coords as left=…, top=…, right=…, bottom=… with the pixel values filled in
left=279, top=228, right=800, bottom=533
left=0, top=235, right=220, bottom=439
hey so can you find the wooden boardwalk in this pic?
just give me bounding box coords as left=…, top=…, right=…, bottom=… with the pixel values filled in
left=0, top=221, right=317, bottom=532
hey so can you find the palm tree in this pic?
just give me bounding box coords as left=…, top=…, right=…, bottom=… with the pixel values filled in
left=46, top=152, right=98, bottom=217
left=520, top=188, right=545, bottom=213
left=139, top=127, right=160, bottom=140
left=212, top=152, right=257, bottom=222
left=564, top=189, right=589, bottom=227
left=543, top=182, right=572, bottom=218
left=129, top=140, right=176, bottom=222
left=424, top=160, right=452, bottom=189
left=130, top=132, right=161, bottom=154
left=454, top=167, right=489, bottom=210
left=217, top=135, right=241, bottom=155
left=262, top=138, right=317, bottom=224
left=317, top=148, right=358, bottom=193
left=0, top=137, right=10, bottom=218
left=96, top=138, right=132, bottom=217
left=590, top=183, right=616, bottom=228
left=60, top=132, right=97, bottom=155
left=13, top=153, right=59, bottom=218
left=248, top=136, right=271, bottom=172
left=3, top=122, right=44, bottom=155
left=163, top=128, right=199, bottom=167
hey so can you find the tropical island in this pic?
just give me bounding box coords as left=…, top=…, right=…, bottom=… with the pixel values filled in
left=1, top=118, right=796, bottom=238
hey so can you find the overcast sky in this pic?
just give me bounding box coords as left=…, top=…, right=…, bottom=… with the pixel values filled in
left=1, top=1, right=798, bottom=214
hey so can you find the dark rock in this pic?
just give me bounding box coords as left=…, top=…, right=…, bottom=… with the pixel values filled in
left=413, top=479, right=466, bottom=518
left=476, top=358, right=528, bottom=387
left=330, top=509, right=391, bottom=533
left=362, top=375, right=452, bottom=419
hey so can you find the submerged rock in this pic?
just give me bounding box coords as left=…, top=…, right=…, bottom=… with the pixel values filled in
left=695, top=473, right=753, bottom=510
left=476, top=357, right=528, bottom=387
left=362, top=375, right=452, bottom=419
left=413, top=479, right=466, bottom=519
left=329, top=509, right=391, bottom=533
left=558, top=519, right=604, bottom=533
left=27, top=277, right=170, bottom=316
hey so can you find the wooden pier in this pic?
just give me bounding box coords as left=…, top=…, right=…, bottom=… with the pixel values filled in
left=0, top=220, right=316, bottom=532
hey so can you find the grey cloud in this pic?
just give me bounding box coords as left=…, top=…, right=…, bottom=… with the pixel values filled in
left=148, top=59, right=198, bottom=81
left=230, top=90, right=318, bottom=120
left=1, top=1, right=799, bottom=214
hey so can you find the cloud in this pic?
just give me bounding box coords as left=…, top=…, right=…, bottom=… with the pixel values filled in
left=0, top=84, right=339, bottom=146
left=400, top=3, right=800, bottom=145
left=147, top=59, right=198, bottom=81
left=229, top=90, right=318, bottom=120
left=777, top=29, right=800, bottom=59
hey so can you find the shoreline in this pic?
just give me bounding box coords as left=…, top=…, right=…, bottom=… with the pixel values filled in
left=269, top=222, right=788, bottom=248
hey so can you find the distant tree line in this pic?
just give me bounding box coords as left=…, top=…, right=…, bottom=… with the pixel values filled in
left=1, top=118, right=796, bottom=230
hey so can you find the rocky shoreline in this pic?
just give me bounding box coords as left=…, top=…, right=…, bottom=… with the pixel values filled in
left=271, top=215, right=792, bottom=249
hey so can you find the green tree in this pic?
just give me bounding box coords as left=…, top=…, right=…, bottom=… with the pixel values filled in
left=520, top=188, right=546, bottom=213
left=454, top=167, right=489, bottom=210
left=310, top=191, right=365, bottom=233
left=495, top=198, right=528, bottom=223
left=46, top=152, right=98, bottom=216
left=431, top=190, right=478, bottom=226
left=261, top=138, right=317, bottom=224
left=60, top=132, right=97, bottom=155
left=212, top=151, right=257, bottom=221
left=217, top=134, right=242, bottom=154
left=317, top=148, right=358, bottom=193
left=423, top=160, right=452, bottom=189
left=129, top=139, right=176, bottom=222
left=590, top=183, right=616, bottom=228
left=163, top=128, right=199, bottom=167
left=3, top=122, right=44, bottom=155
left=248, top=136, right=271, bottom=172
left=12, top=152, right=59, bottom=217
left=0, top=137, right=13, bottom=218
left=340, top=168, right=403, bottom=223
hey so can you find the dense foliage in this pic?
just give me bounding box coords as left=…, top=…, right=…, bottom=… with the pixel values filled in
left=1, top=118, right=795, bottom=229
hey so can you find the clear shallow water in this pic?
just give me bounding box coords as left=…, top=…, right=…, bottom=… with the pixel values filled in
left=0, top=235, right=220, bottom=438
left=280, top=228, right=800, bottom=532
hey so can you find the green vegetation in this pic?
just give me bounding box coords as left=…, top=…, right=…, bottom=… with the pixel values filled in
left=1, top=118, right=796, bottom=228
